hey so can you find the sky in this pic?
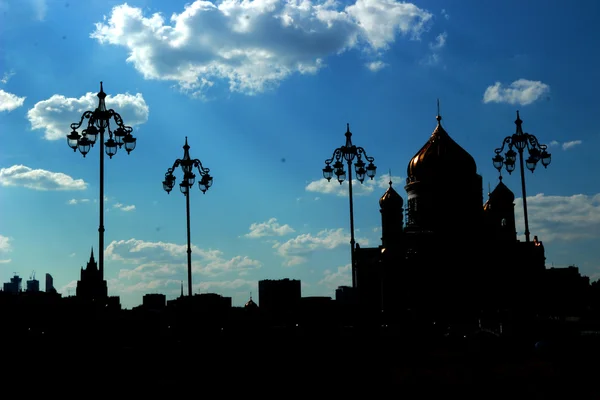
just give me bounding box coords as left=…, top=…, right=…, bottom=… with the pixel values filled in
left=1, top=0, right=599, bottom=309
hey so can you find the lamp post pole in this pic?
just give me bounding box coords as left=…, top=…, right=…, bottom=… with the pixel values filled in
left=322, top=124, right=377, bottom=288
left=492, top=111, right=551, bottom=243
left=163, top=137, right=213, bottom=297
left=66, top=82, right=137, bottom=279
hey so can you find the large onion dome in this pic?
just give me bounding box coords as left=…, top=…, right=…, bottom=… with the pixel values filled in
left=407, top=115, right=477, bottom=183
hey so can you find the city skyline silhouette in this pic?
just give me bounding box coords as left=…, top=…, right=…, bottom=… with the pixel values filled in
left=3, top=1, right=600, bottom=394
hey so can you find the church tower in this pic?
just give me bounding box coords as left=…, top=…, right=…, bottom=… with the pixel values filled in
left=379, top=174, right=404, bottom=249
left=483, top=176, right=517, bottom=243
left=404, top=109, right=484, bottom=240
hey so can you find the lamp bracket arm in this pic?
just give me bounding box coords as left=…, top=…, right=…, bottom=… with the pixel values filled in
left=526, top=134, right=541, bottom=150
left=170, top=159, right=182, bottom=173
left=356, top=147, right=374, bottom=163
left=325, top=148, right=343, bottom=165
left=70, top=111, right=95, bottom=131
left=192, top=159, right=210, bottom=175
left=494, top=136, right=513, bottom=154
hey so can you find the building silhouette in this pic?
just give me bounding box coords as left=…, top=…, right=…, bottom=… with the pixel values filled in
left=354, top=112, right=547, bottom=325
left=3, top=274, right=22, bottom=293
left=45, top=273, right=56, bottom=293
left=258, top=278, right=301, bottom=313
left=26, top=272, right=39, bottom=292
left=76, top=248, right=108, bottom=301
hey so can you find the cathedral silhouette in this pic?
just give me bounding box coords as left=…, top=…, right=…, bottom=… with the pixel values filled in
left=352, top=112, right=546, bottom=327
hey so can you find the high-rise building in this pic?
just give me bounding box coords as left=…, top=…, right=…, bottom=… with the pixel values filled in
left=26, top=278, right=39, bottom=292
left=76, top=247, right=107, bottom=301
left=2, top=274, right=22, bottom=293
left=45, top=273, right=56, bottom=293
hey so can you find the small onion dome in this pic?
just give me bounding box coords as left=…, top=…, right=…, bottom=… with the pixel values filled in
left=489, top=177, right=515, bottom=204
left=379, top=179, right=403, bottom=209
left=245, top=296, right=258, bottom=309
left=407, top=114, right=477, bottom=183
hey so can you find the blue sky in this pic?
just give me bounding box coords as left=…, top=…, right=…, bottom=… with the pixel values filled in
left=1, top=0, right=599, bottom=309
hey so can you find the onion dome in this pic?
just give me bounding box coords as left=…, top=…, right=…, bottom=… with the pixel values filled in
left=407, top=114, right=477, bottom=183
left=489, top=176, right=515, bottom=204
left=379, top=176, right=403, bottom=209
left=245, top=296, right=258, bottom=309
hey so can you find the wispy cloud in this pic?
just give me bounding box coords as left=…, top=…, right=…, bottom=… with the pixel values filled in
left=114, top=202, right=136, bottom=212
left=421, top=31, right=446, bottom=66
left=1, top=70, right=15, bottom=84
left=31, top=0, right=47, bottom=21
left=549, top=140, right=582, bottom=150
left=244, top=218, right=295, bottom=238
left=366, top=61, right=389, bottom=72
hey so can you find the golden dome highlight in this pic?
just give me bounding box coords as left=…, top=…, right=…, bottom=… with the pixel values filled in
left=407, top=114, right=477, bottom=184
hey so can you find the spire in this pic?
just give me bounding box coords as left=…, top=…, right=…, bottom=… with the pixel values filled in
left=180, top=281, right=184, bottom=298
left=436, top=98, right=442, bottom=125
left=388, top=168, right=393, bottom=187
left=89, top=247, right=95, bottom=262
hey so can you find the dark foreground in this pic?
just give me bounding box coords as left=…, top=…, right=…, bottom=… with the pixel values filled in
left=6, top=328, right=600, bottom=397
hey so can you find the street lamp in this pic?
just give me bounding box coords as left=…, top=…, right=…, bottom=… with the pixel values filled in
left=492, top=111, right=551, bottom=243
left=163, top=137, right=213, bottom=297
left=66, top=82, right=137, bottom=280
left=322, top=123, right=377, bottom=288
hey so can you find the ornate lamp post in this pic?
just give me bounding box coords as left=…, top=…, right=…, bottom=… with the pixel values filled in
left=492, top=111, right=551, bottom=243
left=66, top=82, right=137, bottom=280
left=322, top=123, right=377, bottom=288
left=163, top=137, right=213, bottom=297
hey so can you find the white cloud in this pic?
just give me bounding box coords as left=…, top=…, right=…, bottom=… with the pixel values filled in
left=514, top=193, right=600, bottom=242
left=483, top=79, right=550, bottom=106
left=245, top=217, right=295, bottom=238
left=0, top=165, right=88, bottom=191
left=366, top=60, right=388, bottom=72
left=57, top=280, right=77, bottom=296
left=1, top=71, right=15, bottom=84
left=273, top=228, right=369, bottom=266
left=562, top=140, right=582, bottom=150
left=0, top=89, right=26, bottom=112
left=319, top=263, right=351, bottom=289
left=305, top=173, right=403, bottom=196
left=106, top=238, right=262, bottom=279
left=113, top=202, right=136, bottom=212
left=421, top=31, right=446, bottom=66
left=441, top=9, right=449, bottom=20
left=0, top=234, right=12, bottom=263
left=90, top=0, right=433, bottom=97
left=27, top=90, right=149, bottom=140
left=429, top=31, right=446, bottom=50
left=67, top=198, right=91, bottom=205
left=549, top=140, right=582, bottom=150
